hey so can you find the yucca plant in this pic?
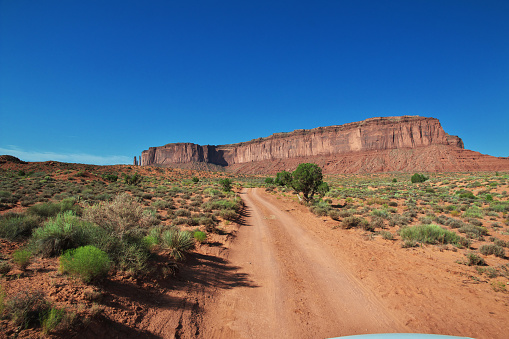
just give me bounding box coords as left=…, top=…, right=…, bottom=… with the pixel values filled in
left=161, top=229, right=194, bottom=261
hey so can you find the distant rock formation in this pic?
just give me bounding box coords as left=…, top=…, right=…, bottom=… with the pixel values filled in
left=140, top=116, right=509, bottom=173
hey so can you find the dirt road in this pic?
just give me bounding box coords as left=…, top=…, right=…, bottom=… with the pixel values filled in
left=200, top=188, right=407, bottom=338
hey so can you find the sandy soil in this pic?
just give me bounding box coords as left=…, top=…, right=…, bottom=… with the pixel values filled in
left=199, top=188, right=508, bottom=339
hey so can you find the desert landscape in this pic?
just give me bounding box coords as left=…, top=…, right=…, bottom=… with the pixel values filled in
left=1, top=117, right=508, bottom=339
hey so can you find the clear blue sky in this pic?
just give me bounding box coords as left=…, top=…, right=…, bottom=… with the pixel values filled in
left=1, top=0, right=508, bottom=165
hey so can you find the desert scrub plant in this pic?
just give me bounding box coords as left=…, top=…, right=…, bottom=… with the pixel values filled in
left=341, top=216, right=366, bottom=229
left=83, top=193, right=158, bottom=239
left=59, top=245, right=111, bottom=283
left=399, top=224, right=461, bottom=245
left=219, top=209, right=237, bottom=221
left=6, top=290, right=49, bottom=329
left=193, top=230, right=207, bottom=243
left=28, top=198, right=81, bottom=218
left=162, top=229, right=195, bottom=261
left=310, top=201, right=331, bottom=216
left=463, top=205, right=484, bottom=219
left=40, top=306, right=66, bottom=335
left=12, top=249, right=32, bottom=270
left=411, top=173, right=428, bottom=183
left=219, top=178, right=233, bottom=192
left=31, top=211, right=101, bottom=257
left=0, top=213, right=41, bottom=241
left=380, top=230, right=394, bottom=240
left=123, top=173, right=142, bottom=185
left=465, top=252, right=486, bottom=266
left=328, top=209, right=341, bottom=221
left=479, top=244, right=505, bottom=258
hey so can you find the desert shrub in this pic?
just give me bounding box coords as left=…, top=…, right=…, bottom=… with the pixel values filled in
left=458, top=224, right=488, bottom=239
left=219, top=209, right=237, bottom=221
left=0, top=213, right=41, bottom=241
left=388, top=201, right=398, bottom=207
left=380, top=231, right=394, bottom=240
left=152, top=200, right=173, bottom=210
left=28, top=198, right=81, bottom=218
left=444, top=218, right=465, bottom=229
left=371, top=209, right=389, bottom=219
left=59, top=245, right=111, bottom=283
left=101, top=173, right=118, bottom=182
left=328, top=209, right=341, bottom=221
left=161, top=229, right=194, bottom=261
left=399, top=224, right=460, bottom=245
left=12, top=249, right=32, bottom=270
left=370, top=216, right=385, bottom=230
left=457, top=190, right=476, bottom=200
left=123, top=173, right=142, bottom=185
left=41, top=307, right=66, bottom=335
left=192, top=176, right=200, bottom=183
left=401, top=239, right=418, bottom=248
left=219, top=178, right=233, bottom=192
left=479, top=244, right=505, bottom=258
left=31, top=211, right=101, bottom=257
left=310, top=201, right=331, bottom=216
left=6, top=290, right=49, bottom=329
left=411, top=173, right=428, bottom=183
left=174, top=208, right=191, bottom=217
left=83, top=193, right=158, bottom=239
left=493, top=238, right=508, bottom=248
left=193, top=231, right=207, bottom=243
left=465, top=252, right=486, bottom=266
left=388, top=214, right=409, bottom=227
left=117, top=242, right=150, bottom=273
left=342, top=216, right=365, bottom=229
left=463, top=206, right=483, bottom=219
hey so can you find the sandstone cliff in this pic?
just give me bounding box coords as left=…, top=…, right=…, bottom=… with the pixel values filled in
left=140, top=116, right=509, bottom=174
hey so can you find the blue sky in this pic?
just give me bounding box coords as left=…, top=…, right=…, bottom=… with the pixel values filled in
left=1, top=0, right=508, bottom=165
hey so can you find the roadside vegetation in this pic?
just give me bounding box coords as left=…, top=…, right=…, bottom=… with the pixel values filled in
left=0, top=161, right=248, bottom=336
left=265, top=169, right=509, bottom=288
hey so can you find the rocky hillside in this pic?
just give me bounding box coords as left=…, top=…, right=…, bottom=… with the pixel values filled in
left=140, top=116, right=509, bottom=174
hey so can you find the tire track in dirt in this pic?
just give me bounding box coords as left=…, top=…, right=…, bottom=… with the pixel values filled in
left=201, top=188, right=407, bottom=338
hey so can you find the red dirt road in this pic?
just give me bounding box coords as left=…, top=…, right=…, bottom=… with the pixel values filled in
left=200, top=189, right=407, bottom=338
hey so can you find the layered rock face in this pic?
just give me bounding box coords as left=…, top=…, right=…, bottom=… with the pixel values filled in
left=142, top=116, right=460, bottom=164
left=140, top=116, right=509, bottom=173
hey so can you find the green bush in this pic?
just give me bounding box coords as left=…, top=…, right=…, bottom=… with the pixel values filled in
left=193, top=231, right=207, bottom=243
left=341, top=216, right=366, bottom=229
left=465, top=252, right=486, bottom=266
left=479, top=244, right=505, bottom=258
left=41, top=307, right=65, bottom=335
left=411, top=173, right=428, bottom=183
left=59, top=245, right=111, bottom=283
left=275, top=171, right=292, bottom=186
left=192, top=176, right=200, bottom=183
left=28, top=198, right=81, bottom=218
left=12, top=249, right=32, bottom=270
left=31, top=211, right=101, bottom=257
left=101, top=173, right=118, bottom=182
left=0, top=213, right=41, bottom=241
left=310, top=201, right=331, bottom=216
left=162, top=229, right=194, bottom=261
left=399, top=224, right=461, bottom=245
left=123, top=173, right=142, bottom=185
left=463, top=206, right=483, bottom=219
left=292, top=163, right=324, bottom=202
left=219, top=178, right=233, bottom=192
left=83, top=193, right=158, bottom=239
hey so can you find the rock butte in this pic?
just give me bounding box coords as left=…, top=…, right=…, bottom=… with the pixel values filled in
left=140, top=116, right=509, bottom=174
